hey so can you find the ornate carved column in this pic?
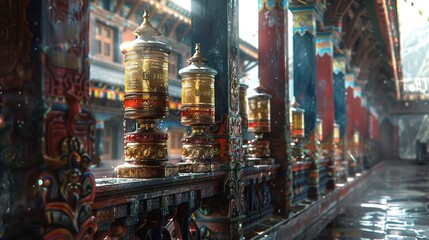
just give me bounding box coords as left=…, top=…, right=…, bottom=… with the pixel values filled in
left=0, top=0, right=96, bottom=239
left=316, top=31, right=335, bottom=190
left=190, top=0, right=244, bottom=238
left=258, top=0, right=292, bottom=217
left=289, top=2, right=321, bottom=200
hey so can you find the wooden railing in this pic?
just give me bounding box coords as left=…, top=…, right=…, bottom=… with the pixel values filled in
left=243, top=164, right=279, bottom=226
left=291, top=160, right=312, bottom=204
left=92, top=163, right=279, bottom=239
left=318, top=158, right=330, bottom=194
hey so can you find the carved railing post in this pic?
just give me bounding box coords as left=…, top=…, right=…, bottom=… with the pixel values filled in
left=0, top=0, right=96, bottom=239
left=190, top=0, right=244, bottom=238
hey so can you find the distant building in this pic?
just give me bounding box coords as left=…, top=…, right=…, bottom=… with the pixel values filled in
left=88, top=0, right=257, bottom=161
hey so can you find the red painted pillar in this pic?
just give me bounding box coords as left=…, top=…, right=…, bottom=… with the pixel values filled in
left=316, top=33, right=335, bottom=144
left=258, top=0, right=292, bottom=217
left=316, top=32, right=335, bottom=190
left=353, top=90, right=361, bottom=138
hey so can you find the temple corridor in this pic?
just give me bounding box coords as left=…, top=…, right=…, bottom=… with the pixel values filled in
left=319, top=161, right=429, bottom=239
left=2, top=0, right=429, bottom=239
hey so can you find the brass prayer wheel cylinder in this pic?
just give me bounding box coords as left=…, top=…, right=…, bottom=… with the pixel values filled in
left=290, top=97, right=305, bottom=138
left=120, top=11, right=172, bottom=120
left=179, top=44, right=217, bottom=126
left=248, top=139, right=271, bottom=158
left=354, top=131, right=360, bottom=145
left=333, top=123, right=340, bottom=144
left=247, top=85, right=271, bottom=133
left=239, top=84, right=249, bottom=128
left=317, top=118, right=323, bottom=141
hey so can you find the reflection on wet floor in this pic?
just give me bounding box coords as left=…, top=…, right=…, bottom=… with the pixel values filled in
left=318, top=161, right=429, bottom=240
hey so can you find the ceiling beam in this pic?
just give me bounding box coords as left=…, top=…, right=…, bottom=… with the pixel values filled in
left=113, top=0, right=125, bottom=13
left=126, top=0, right=141, bottom=20
left=177, top=23, right=191, bottom=41
left=167, top=20, right=181, bottom=38
left=157, top=14, right=170, bottom=31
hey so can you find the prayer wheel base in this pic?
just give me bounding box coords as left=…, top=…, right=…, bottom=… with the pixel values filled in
left=245, top=157, right=275, bottom=167
left=177, top=161, right=221, bottom=173
left=116, top=164, right=178, bottom=178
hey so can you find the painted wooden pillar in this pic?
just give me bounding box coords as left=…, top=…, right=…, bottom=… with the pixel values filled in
left=345, top=73, right=355, bottom=143
left=258, top=0, right=292, bottom=216
left=359, top=98, right=369, bottom=169
left=370, top=112, right=379, bottom=142
left=316, top=33, right=334, bottom=144
left=333, top=56, right=347, bottom=140
left=352, top=85, right=362, bottom=174
left=190, top=0, right=244, bottom=238
left=344, top=72, right=355, bottom=176
left=316, top=32, right=335, bottom=190
left=0, top=0, right=96, bottom=239
left=290, top=3, right=320, bottom=200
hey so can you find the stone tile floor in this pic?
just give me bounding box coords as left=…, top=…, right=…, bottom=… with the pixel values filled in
left=317, top=161, right=429, bottom=240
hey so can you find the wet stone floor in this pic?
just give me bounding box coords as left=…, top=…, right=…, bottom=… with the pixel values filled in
left=318, top=161, right=429, bottom=240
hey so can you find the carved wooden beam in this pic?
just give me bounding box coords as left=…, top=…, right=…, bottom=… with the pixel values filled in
left=338, top=0, right=354, bottom=18
left=325, top=0, right=342, bottom=21
left=167, top=20, right=181, bottom=38
left=149, top=7, right=157, bottom=17
left=177, top=24, right=191, bottom=41
left=126, top=0, right=141, bottom=20
left=157, top=14, right=170, bottom=31
left=345, top=7, right=365, bottom=47
left=113, top=0, right=125, bottom=13
left=353, top=35, right=369, bottom=63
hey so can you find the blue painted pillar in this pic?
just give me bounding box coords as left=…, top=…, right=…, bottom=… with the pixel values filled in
left=333, top=55, right=347, bottom=139
left=290, top=6, right=317, bottom=137
left=190, top=0, right=244, bottom=238
left=290, top=4, right=320, bottom=200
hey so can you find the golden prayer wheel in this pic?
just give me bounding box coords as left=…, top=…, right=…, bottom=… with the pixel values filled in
left=316, top=118, right=323, bottom=142
left=116, top=11, right=176, bottom=178
left=354, top=131, right=360, bottom=145
left=333, top=123, right=340, bottom=144
left=120, top=11, right=171, bottom=120
left=290, top=97, right=305, bottom=138
left=178, top=44, right=217, bottom=172
left=179, top=43, right=216, bottom=127
left=239, top=84, right=249, bottom=128
left=247, top=85, right=271, bottom=133
left=247, top=85, right=272, bottom=161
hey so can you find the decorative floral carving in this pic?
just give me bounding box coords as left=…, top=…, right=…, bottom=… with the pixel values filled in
left=182, top=146, right=213, bottom=161
left=38, top=137, right=96, bottom=239
left=229, top=47, right=239, bottom=112
left=124, top=145, right=168, bottom=161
